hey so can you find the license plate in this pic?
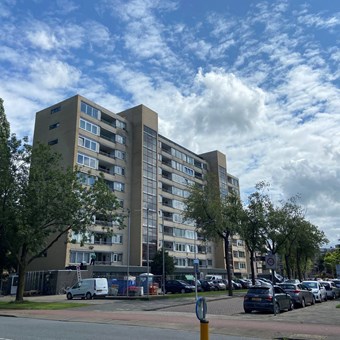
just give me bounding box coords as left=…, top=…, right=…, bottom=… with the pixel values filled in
left=252, top=297, right=261, bottom=301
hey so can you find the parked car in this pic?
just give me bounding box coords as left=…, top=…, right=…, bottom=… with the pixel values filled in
left=66, top=278, right=108, bottom=300
left=330, top=279, right=340, bottom=297
left=185, top=279, right=203, bottom=292
left=231, top=280, right=242, bottom=289
left=278, top=282, right=315, bottom=307
left=212, top=279, right=226, bottom=290
left=165, top=280, right=195, bottom=294
left=319, top=281, right=336, bottom=300
left=200, top=280, right=216, bottom=291
left=284, top=279, right=301, bottom=284
left=235, top=279, right=251, bottom=289
left=254, top=279, right=272, bottom=287
left=302, top=280, right=327, bottom=302
left=243, top=285, right=294, bottom=314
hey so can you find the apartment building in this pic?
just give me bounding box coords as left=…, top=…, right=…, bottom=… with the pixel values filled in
left=30, top=94, right=247, bottom=278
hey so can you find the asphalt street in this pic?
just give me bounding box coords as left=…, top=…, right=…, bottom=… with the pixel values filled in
left=1, top=293, right=340, bottom=339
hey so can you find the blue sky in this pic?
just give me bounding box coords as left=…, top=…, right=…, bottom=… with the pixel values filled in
left=1, top=0, right=339, bottom=246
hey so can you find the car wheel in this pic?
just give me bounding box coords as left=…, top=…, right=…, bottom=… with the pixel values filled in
left=274, top=303, right=280, bottom=314
left=311, top=296, right=316, bottom=305
left=324, top=295, right=327, bottom=302
left=301, top=299, right=306, bottom=308
left=85, top=292, right=92, bottom=300
left=66, top=292, right=73, bottom=300
left=289, top=300, right=294, bottom=311
left=180, top=288, right=185, bottom=294
left=244, top=309, right=252, bottom=314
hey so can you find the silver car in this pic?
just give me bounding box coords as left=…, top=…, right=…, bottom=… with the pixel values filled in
left=319, top=281, right=337, bottom=300
left=302, top=280, right=327, bottom=302
left=278, top=283, right=315, bottom=307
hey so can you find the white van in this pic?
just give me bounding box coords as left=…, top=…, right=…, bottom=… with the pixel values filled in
left=66, top=278, right=108, bottom=300
left=205, top=275, right=223, bottom=281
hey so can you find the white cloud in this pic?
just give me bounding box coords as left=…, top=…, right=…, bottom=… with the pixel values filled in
left=29, top=59, right=81, bottom=89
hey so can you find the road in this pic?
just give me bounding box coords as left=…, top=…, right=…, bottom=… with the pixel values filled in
left=1, top=294, right=340, bottom=339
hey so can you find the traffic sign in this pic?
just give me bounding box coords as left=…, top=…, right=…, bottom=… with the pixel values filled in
left=265, top=255, right=276, bottom=269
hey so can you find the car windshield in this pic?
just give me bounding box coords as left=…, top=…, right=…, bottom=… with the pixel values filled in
left=304, top=282, right=317, bottom=288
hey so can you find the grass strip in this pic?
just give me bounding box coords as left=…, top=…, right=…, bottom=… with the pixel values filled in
left=0, top=301, right=88, bottom=310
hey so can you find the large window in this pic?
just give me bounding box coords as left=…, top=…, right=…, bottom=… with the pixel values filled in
left=78, top=135, right=99, bottom=152
left=70, top=251, right=91, bottom=264
left=81, top=101, right=100, bottom=120
left=77, top=153, right=98, bottom=169
left=80, top=118, right=99, bottom=135
left=77, top=172, right=96, bottom=186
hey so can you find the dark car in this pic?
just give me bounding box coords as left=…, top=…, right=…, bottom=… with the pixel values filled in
left=185, top=279, right=203, bottom=292
left=278, top=283, right=315, bottom=307
left=235, top=279, right=251, bottom=289
left=243, top=285, right=294, bottom=314
left=165, top=280, right=195, bottom=294
left=200, top=280, right=216, bottom=291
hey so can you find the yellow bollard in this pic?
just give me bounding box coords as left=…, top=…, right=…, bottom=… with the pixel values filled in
left=200, top=319, right=209, bottom=340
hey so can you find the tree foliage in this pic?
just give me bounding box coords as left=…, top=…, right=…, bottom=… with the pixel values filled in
left=184, top=174, right=243, bottom=296
left=150, top=248, right=175, bottom=277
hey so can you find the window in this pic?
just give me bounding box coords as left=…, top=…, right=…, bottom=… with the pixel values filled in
left=116, top=119, right=126, bottom=130
left=114, top=150, right=126, bottom=160
left=113, top=182, right=125, bottom=192
left=51, top=106, right=61, bottom=114
left=115, top=134, right=126, bottom=144
left=77, top=153, right=98, bottom=169
left=174, top=228, right=185, bottom=237
left=80, top=118, right=99, bottom=135
left=81, top=101, right=100, bottom=120
left=70, top=251, right=90, bottom=264
left=114, top=165, right=125, bottom=176
left=112, top=253, right=123, bottom=262
left=175, top=243, right=186, bottom=252
left=77, top=172, right=96, bottom=186
left=78, top=135, right=99, bottom=152
left=48, top=139, right=58, bottom=145
left=49, top=122, right=60, bottom=130
left=112, top=234, right=123, bottom=244
left=175, top=258, right=186, bottom=267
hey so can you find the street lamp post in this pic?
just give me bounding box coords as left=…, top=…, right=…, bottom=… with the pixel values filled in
left=162, top=211, right=165, bottom=295
left=126, top=209, right=131, bottom=297
left=146, top=208, right=150, bottom=298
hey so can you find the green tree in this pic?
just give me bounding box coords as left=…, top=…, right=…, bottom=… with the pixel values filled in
left=1, top=117, right=124, bottom=302
left=323, top=249, right=340, bottom=277
left=240, top=182, right=268, bottom=285
left=0, top=98, right=21, bottom=274
left=184, top=175, right=242, bottom=296
left=150, top=248, right=175, bottom=278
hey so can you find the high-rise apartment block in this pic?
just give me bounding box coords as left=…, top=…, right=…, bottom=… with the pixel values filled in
left=31, top=94, right=248, bottom=278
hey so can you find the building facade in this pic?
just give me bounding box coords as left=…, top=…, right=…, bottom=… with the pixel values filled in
left=30, top=94, right=247, bottom=278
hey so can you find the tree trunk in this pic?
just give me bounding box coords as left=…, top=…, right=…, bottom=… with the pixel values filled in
left=250, top=250, right=256, bottom=286
left=296, top=250, right=302, bottom=281
left=15, top=244, right=28, bottom=302
left=224, top=234, right=233, bottom=296
left=285, top=254, right=291, bottom=279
